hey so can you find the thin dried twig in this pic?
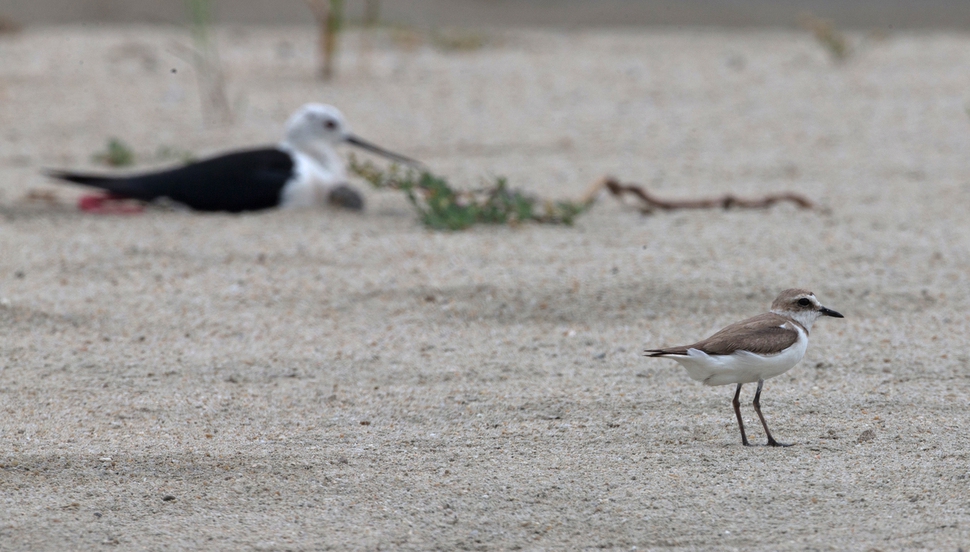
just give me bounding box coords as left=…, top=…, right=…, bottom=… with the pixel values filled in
left=588, top=176, right=815, bottom=213
left=799, top=12, right=851, bottom=62
left=364, top=0, right=380, bottom=25
left=0, top=15, right=24, bottom=34
left=184, top=0, right=232, bottom=125
left=305, top=0, right=343, bottom=80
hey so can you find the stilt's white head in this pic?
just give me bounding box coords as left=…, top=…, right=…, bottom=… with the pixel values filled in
left=282, top=103, right=421, bottom=167
left=770, top=288, right=844, bottom=333
left=278, top=103, right=422, bottom=210
left=284, top=103, right=350, bottom=151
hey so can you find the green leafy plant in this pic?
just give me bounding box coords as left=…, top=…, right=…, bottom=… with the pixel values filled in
left=92, top=138, right=136, bottom=167
left=349, top=155, right=591, bottom=230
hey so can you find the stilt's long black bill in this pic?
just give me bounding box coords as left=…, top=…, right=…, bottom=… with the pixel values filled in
left=820, top=306, right=844, bottom=318
left=346, top=135, right=423, bottom=168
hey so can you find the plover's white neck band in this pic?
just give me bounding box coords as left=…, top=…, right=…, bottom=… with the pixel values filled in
left=772, top=309, right=818, bottom=334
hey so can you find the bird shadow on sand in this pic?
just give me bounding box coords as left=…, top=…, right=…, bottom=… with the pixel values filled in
left=0, top=451, right=311, bottom=488
left=0, top=303, right=89, bottom=335
left=338, top=280, right=763, bottom=327
left=339, top=281, right=941, bottom=328
left=0, top=199, right=85, bottom=221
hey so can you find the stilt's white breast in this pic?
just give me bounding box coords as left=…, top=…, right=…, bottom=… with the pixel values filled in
left=279, top=151, right=335, bottom=208
left=670, top=323, right=809, bottom=386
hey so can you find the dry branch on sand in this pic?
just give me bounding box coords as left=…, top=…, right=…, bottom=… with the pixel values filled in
left=585, top=176, right=815, bottom=214
left=351, top=158, right=815, bottom=230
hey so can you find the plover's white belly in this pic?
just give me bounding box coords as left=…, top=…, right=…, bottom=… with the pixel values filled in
left=672, top=326, right=809, bottom=386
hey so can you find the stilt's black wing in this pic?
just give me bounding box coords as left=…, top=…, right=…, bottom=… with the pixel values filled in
left=47, top=148, right=295, bottom=213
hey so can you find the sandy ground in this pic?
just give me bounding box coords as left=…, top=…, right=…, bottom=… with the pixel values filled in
left=1, top=25, right=970, bottom=550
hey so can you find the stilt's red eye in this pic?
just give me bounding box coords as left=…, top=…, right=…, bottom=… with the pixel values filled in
left=323, top=119, right=337, bottom=130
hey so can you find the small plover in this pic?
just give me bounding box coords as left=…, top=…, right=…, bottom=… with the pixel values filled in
left=645, top=289, right=843, bottom=447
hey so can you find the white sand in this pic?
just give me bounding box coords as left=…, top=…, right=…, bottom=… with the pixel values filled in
left=1, top=25, right=969, bottom=550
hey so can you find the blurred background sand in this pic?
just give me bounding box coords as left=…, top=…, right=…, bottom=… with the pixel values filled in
left=1, top=2, right=969, bottom=550
left=5, top=0, right=970, bottom=29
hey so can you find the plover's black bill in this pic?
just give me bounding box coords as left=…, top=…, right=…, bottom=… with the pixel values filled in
left=327, top=184, right=365, bottom=211
left=346, top=135, right=423, bottom=168
left=820, top=306, right=844, bottom=318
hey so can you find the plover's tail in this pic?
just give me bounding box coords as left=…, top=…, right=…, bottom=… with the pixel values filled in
left=644, top=347, right=724, bottom=384
left=643, top=347, right=690, bottom=357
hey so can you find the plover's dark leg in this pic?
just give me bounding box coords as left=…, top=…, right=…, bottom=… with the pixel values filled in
left=753, top=379, right=792, bottom=447
left=732, top=383, right=751, bottom=446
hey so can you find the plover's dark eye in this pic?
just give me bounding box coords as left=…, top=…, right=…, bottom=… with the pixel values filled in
left=797, top=298, right=811, bottom=307
left=323, top=119, right=337, bottom=130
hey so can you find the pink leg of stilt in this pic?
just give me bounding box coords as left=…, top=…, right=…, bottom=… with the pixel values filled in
left=77, top=193, right=144, bottom=214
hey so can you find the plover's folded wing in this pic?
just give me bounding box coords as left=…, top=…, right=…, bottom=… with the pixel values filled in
left=645, top=312, right=800, bottom=357
left=46, top=148, right=295, bottom=213
left=689, top=313, right=800, bottom=355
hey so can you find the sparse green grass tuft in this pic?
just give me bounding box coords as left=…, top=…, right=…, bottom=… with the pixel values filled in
left=93, top=138, right=136, bottom=167
left=431, top=28, right=488, bottom=52
left=155, top=145, right=197, bottom=165
left=381, top=26, right=489, bottom=53
left=184, top=0, right=232, bottom=124
left=349, top=156, right=590, bottom=230
left=305, top=0, right=345, bottom=79
left=800, top=13, right=851, bottom=62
